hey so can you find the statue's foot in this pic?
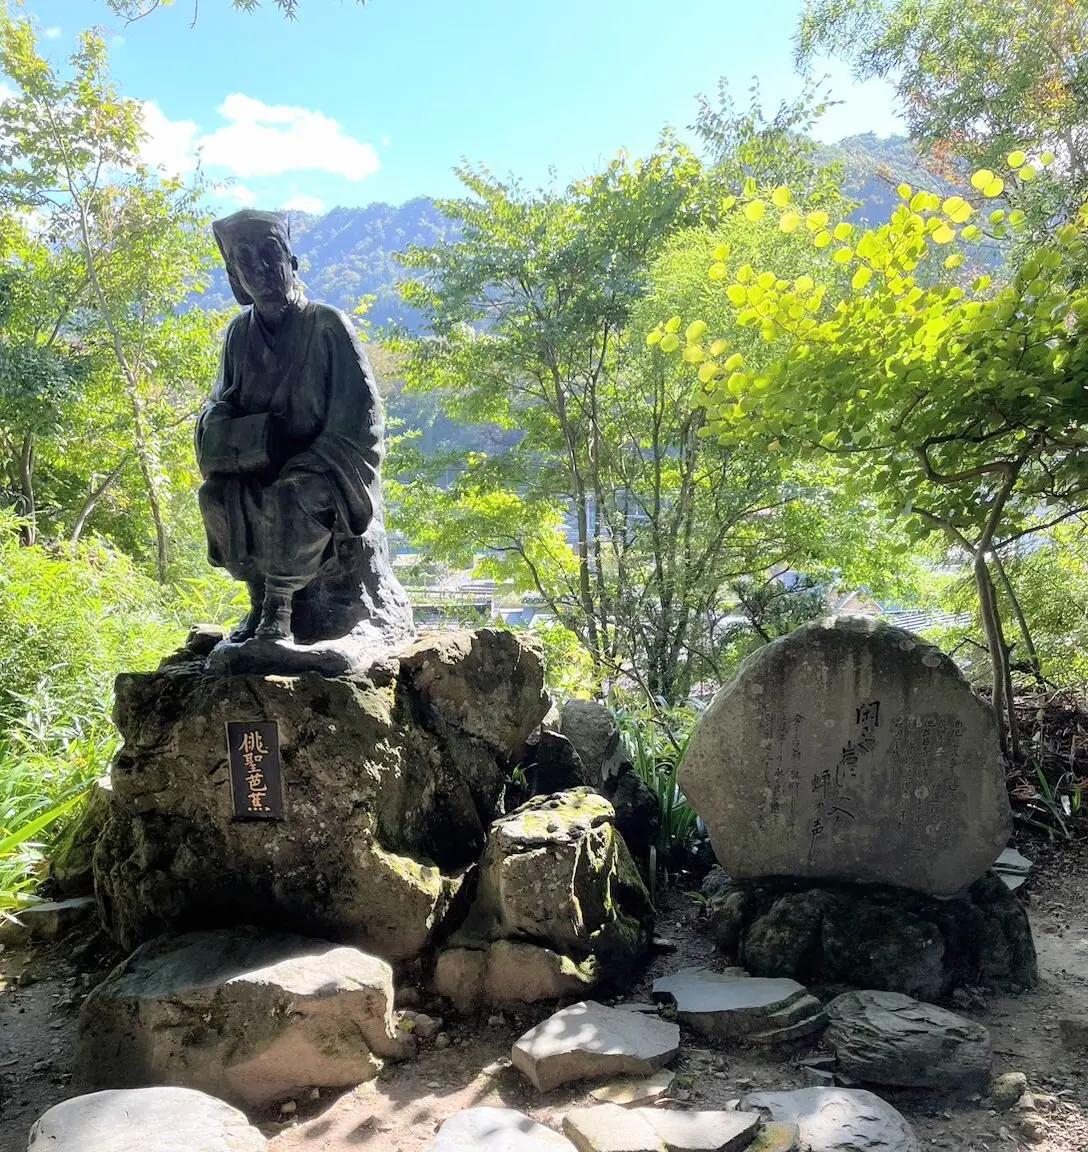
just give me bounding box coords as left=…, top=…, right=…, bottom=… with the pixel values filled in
left=228, top=608, right=261, bottom=643
left=255, top=594, right=294, bottom=642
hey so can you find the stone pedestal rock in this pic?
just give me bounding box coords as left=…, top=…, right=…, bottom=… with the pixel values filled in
left=94, top=627, right=548, bottom=958
left=75, top=927, right=406, bottom=1108
left=681, top=616, right=1012, bottom=896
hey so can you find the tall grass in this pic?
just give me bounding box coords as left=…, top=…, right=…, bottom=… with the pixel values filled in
left=0, top=514, right=189, bottom=918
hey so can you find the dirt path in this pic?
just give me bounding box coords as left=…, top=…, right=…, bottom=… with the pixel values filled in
left=2, top=848, right=1086, bottom=1151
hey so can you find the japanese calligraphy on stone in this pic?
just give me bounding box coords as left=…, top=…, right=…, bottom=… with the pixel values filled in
left=227, top=721, right=283, bottom=820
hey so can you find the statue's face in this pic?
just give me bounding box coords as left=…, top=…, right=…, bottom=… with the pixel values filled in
left=224, top=233, right=295, bottom=307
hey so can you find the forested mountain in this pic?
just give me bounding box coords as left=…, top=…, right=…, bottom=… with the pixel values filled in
left=199, top=135, right=942, bottom=334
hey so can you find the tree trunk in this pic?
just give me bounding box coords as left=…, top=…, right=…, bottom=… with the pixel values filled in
left=974, top=551, right=1019, bottom=760
left=991, top=549, right=1043, bottom=682
left=69, top=454, right=131, bottom=546
left=17, top=431, right=35, bottom=547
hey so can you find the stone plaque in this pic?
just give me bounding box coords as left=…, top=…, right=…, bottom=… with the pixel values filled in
left=226, top=721, right=283, bottom=820
left=679, top=616, right=1012, bottom=896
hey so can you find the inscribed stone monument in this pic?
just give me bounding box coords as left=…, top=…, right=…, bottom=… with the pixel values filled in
left=680, top=616, right=1011, bottom=896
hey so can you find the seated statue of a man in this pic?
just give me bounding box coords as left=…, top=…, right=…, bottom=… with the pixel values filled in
left=196, top=209, right=413, bottom=654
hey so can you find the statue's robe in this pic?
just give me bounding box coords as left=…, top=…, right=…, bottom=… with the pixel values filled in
left=196, top=298, right=413, bottom=645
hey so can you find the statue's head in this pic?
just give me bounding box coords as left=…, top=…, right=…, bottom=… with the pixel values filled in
left=212, top=209, right=299, bottom=308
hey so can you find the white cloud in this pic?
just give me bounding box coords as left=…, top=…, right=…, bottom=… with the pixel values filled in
left=139, top=100, right=199, bottom=175
left=282, top=194, right=325, bottom=214
left=44, top=26, right=62, bottom=40
left=200, top=94, right=379, bottom=181
left=136, top=94, right=380, bottom=186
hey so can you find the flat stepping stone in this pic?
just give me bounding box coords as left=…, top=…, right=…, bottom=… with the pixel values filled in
left=0, top=896, right=96, bottom=944
left=422, top=1107, right=577, bottom=1151
left=562, top=1104, right=761, bottom=1152
left=26, top=1087, right=266, bottom=1151
left=744, top=1088, right=918, bottom=1152
left=75, top=927, right=407, bottom=1109
left=653, top=969, right=821, bottom=1041
left=825, top=990, right=991, bottom=1091
left=590, top=1068, right=675, bottom=1106
left=513, top=1000, right=680, bottom=1092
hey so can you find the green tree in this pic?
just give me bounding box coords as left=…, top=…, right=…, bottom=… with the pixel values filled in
left=796, top=0, right=1088, bottom=206
left=0, top=17, right=221, bottom=576
left=107, top=0, right=366, bottom=19
left=653, top=154, right=1088, bottom=752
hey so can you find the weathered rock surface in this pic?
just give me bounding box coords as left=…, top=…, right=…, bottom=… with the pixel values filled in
left=47, top=776, right=112, bottom=896
left=559, top=701, right=628, bottom=787
left=562, top=1104, right=762, bottom=1152
left=746, top=1124, right=800, bottom=1152
left=744, top=1087, right=919, bottom=1152
left=26, top=1087, right=267, bottom=1152
left=707, top=875, right=1036, bottom=1000
left=826, top=989, right=992, bottom=1091
left=589, top=1068, right=676, bottom=1106
left=94, top=627, right=548, bottom=957
left=512, top=1000, right=680, bottom=1092
left=422, top=1107, right=577, bottom=1152
left=75, top=927, right=406, bottom=1108
left=652, top=968, right=825, bottom=1044
left=0, top=896, right=96, bottom=945
left=681, top=616, right=1011, bottom=896
left=436, top=940, right=597, bottom=1013
left=440, top=789, right=653, bottom=1006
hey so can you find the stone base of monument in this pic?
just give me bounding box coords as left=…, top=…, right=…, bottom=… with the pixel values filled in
left=74, top=927, right=407, bottom=1109
left=705, top=872, right=1037, bottom=1001
left=433, top=790, right=653, bottom=1011
left=94, top=628, right=551, bottom=959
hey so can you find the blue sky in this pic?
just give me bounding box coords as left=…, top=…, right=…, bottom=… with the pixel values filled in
left=21, top=0, right=903, bottom=216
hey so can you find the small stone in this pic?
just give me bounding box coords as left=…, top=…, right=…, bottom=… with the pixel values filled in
left=589, top=1069, right=675, bottom=1107
left=489, top=1014, right=506, bottom=1027
left=1018, top=1115, right=1047, bottom=1143
left=434, top=1032, right=451, bottom=1050
left=414, top=1012, right=443, bottom=1040
left=800, top=1066, right=835, bottom=1087
left=513, top=1001, right=680, bottom=1092
left=0, top=896, right=97, bottom=945
left=423, top=1107, right=577, bottom=1152
left=1014, top=1092, right=1036, bottom=1112
left=33, top=1060, right=52, bottom=1073
left=308, top=1087, right=320, bottom=1101
left=279, top=1100, right=297, bottom=1116
left=991, top=1072, right=1028, bottom=1110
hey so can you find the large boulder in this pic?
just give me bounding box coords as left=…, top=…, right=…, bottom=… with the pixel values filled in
left=825, top=990, right=992, bottom=1092
left=94, top=628, right=549, bottom=958
left=437, top=789, right=653, bottom=1007
left=707, top=874, right=1036, bottom=1000
left=75, top=927, right=406, bottom=1109
left=681, top=616, right=1011, bottom=896
left=27, top=1087, right=267, bottom=1152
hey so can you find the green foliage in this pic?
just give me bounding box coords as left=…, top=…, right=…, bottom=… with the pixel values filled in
left=797, top=0, right=1088, bottom=212
left=654, top=149, right=1088, bottom=751
left=612, top=701, right=704, bottom=898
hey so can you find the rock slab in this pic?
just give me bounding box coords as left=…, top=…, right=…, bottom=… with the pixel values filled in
left=95, top=628, right=548, bottom=959
left=512, top=1000, right=680, bottom=1092
left=75, top=927, right=406, bottom=1108
left=744, top=1087, right=919, bottom=1152
left=707, top=875, right=1037, bottom=1000
left=423, top=1108, right=577, bottom=1152
left=563, top=1104, right=762, bottom=1152
left=826, top=989, right=991, bottom=1091
left=652, top=968, right=825, bottom=1043
left=681, top=616, right=1011, bottom=896
left=26, top=1087, right=267, bottom=1152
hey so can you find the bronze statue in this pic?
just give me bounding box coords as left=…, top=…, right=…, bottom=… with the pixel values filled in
left=196, top=210, right=413, bottom=671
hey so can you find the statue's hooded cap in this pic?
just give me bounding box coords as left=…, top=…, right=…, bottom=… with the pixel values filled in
left=211, top=209, right=293, bottom=306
